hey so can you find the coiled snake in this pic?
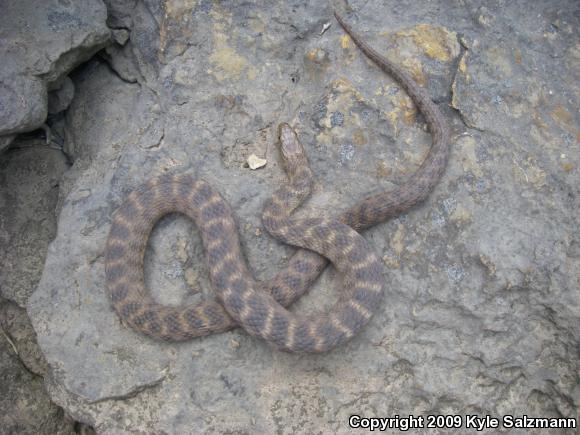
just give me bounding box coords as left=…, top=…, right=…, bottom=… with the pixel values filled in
left=105, top=13, right=450, bottom=353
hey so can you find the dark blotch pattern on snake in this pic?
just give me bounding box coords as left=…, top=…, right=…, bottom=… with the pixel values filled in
left=105, top=12, right=450, bottom=352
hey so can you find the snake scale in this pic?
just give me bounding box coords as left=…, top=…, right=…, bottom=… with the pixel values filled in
left=105, top=12, right=450, bottom=353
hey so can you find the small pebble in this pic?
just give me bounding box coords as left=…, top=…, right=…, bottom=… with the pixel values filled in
left=247, top=154, right=267, bottom=170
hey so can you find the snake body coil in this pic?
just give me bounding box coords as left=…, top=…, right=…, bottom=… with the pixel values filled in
left=105, top=13, right=450, bottom=352
left=106, top=127, right=383, bottom=353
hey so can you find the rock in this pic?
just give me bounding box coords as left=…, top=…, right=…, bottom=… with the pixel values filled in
left=111, top=28, right=130, bottom=46
left=247, top=153, right=267, bottom=170
left=0, top=297, right=76, bottom=434
left=48, top=77, right=76, bottom=115
left=0, top=141, right=69, bottom=306
left=0, top=134, right=15, bottom=153
left=0, top=0, right=109, bottom=144
left=25, top=1, right=580, bottom=432
left=0, top=299, right=49, bottom=376
left=0, top=75, right=47, bottom=137
left=102, top=0, right=135, bottom=30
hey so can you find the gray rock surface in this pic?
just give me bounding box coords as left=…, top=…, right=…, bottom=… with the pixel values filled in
left=0, top=134, right=16, bottom=153
left=0, top=0, right=110, bottom=147
left=0, top=141, right=69, bottom=306
left=1, top=298, right=49, bottom=377
left=49, top=77, right=76, bottom=116
left=0, top=138, right=79, bottom=433
left=23, top=0, right=580, bottom=433
left=0, top=297, right=76, bottom=434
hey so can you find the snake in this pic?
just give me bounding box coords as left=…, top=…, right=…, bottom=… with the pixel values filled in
left=105, top=12, right=450, bottom=352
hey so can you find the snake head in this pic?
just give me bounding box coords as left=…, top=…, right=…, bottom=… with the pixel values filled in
left=278, top=123, right=309, bottom=177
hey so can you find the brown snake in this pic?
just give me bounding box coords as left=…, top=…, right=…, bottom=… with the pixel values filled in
left=105, top=13, right=450, bottom=352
